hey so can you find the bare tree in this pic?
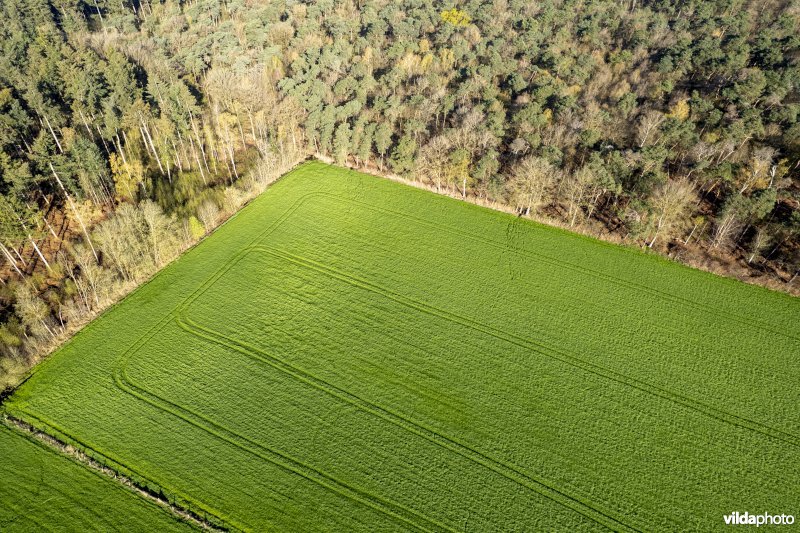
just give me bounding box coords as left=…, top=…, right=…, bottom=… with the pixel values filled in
left=508, top=156, right=559, bottom=216
left=14, top=283, right=56, bottom=340
left=647, top=178, right=695, bottom=248
left=197, top=201, right=220, bottom=233
left=748, top=227, right=772, bottom=264
left=636, top=109, right=665, bottom=148
left=417, top=136, right=452, bottom=192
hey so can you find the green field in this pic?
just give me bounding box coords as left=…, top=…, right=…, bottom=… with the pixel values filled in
left=0, top=424, right=194, bottom=531
left=4, top=160, right=799, bottom=531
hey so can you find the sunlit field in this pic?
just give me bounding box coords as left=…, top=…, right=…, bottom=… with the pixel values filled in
left=6, top=161, right=799, bottom=531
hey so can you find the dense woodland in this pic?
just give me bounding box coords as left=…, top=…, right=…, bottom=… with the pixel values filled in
left=1, top=0, right=799, bottom=387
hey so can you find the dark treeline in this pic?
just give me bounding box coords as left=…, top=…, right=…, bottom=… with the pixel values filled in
left=1, top=0, right=799, bottom=385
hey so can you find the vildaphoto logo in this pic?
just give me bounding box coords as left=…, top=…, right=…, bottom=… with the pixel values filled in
left=724, top=512, right=795, bottom=526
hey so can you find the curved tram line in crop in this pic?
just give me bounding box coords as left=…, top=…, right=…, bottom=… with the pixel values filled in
left=114, top=315, right=452, bottom=533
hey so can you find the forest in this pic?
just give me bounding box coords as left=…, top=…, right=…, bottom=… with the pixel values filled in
left=1, top=0, right=799, bottom=387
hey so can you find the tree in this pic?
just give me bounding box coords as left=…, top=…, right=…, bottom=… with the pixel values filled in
left=646, top=178, right=695, bottom=248
left=508, top=156, right=558, bottom=216
left=109, top=152, right=142, bottom=202
left=356, top=122, right=375, bottom=167
left=0, top=196, right=51, bottom=273
left=636, top=110, right=665, bottom=148
left=373, top=122, right=392, bottom=170
left=447, top=148, right=471, bottom=199
left=14, top=283, right=56, bottom=340
left=389, top=134, right=417, bottom=176
left=440, top=8, right=471, bottom=27
left=748, top=227, right=772, bottom=264
left=197, top=200, right=220, bottom=233
left=737, top=147, right=775, bottom=194
left=51, top=163, right=99, bottom=262
left=188, top=216, right=205, bottom=240
left=417, top=136, right=452, bottom=192
left=333, top=122, right=351, bottom=165
left=94, top=204, right=147, bottom=282
left=140, top=200, right=180, bottom=267
left=64, top=243, right=110, bottom=310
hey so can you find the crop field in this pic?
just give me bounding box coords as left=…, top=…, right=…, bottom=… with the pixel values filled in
left=0, top=424, right=193, bottom=531
left=3, top=160, right=799, bottom=531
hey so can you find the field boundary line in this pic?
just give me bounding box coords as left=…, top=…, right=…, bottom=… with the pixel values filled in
left=2, top=432, right=116, bottom=528
left=8, top=406, right=235, bottom=530
left=248, top=247, right=800, bottom=451
left=2, top=417, right=217, bottom=532
left=7, top=310, right=242, bottom=531
left=176, top=314, right=636, bottom=531
left=298, top=191, right=799, bottom=343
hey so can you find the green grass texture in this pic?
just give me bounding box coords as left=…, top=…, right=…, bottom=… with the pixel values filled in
left=0, top=424, right=195, bottom=531
left=4, top=160, right=799, bottom=531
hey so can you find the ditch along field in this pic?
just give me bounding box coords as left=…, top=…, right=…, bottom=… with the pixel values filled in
left=3, top=160, right=799, bottom=531
left=0, top=424, right=193, bottom=531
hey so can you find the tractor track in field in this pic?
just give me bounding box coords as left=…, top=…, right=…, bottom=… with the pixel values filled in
left=116, top=349, right=450, bottom=532
left=302, top=191, right=800, bottom=344
left=3, top=202, right=307, bottom=533
left=176, top=312, right=639, bottom=533
left=114, top=308, right=450, bottom=533
left=154, top=189, right=797, bottom=530
left=173, top=245, right=643, bottom=532
left=102, top=200, right=638, bottom=532
left=246, top=246, right=800, bottom=452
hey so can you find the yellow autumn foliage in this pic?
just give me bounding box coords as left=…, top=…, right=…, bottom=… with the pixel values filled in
left=668, top=99, right=690, bottom=121
left=440, top=8, right=470, bottom=27
left=109, top=152, right=142, bottom=202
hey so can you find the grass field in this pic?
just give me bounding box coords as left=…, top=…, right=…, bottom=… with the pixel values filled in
left=3, top=160, right=799, bottom=531
left=0, top=424, right=194, bottom=531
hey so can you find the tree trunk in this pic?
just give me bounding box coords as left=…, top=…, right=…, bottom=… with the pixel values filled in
left=114, top=135, right=136, bottom=199
left=189, top=137, right=207, bottom=185
left=189, top=112, right=211, bottom=174
left=50, top=162, right=99, bottom=262
left=78, top=109, right=95, bottom=139
left=43, top=114, right=64, bottom=154
left=684, top=222, right=698, bottom=244
left=142, top=118, right=164, bottom=174
left=26, top=234, right=51, bottom=272
left=170, top=137, right=183, bottom=172
left=0, top=242, right=24, bottom=276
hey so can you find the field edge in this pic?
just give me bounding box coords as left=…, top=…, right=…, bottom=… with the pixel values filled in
left=1, top=413, right=229, bottom=532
